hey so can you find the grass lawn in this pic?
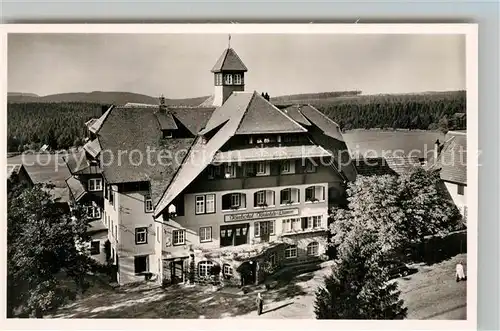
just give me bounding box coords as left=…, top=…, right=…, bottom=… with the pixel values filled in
left=47, top=254, right=467, bottom=319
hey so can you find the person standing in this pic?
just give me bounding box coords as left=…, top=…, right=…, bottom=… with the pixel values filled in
left=456, top=262, right=466, bottom=282
left=256, top=292, right=264, bottom=315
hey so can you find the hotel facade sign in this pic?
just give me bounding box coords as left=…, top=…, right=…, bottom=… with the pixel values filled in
left=224, top=208, right=300, bottom=223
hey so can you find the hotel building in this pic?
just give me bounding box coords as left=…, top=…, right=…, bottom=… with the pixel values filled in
left=65, top=44, right=357, bottom=285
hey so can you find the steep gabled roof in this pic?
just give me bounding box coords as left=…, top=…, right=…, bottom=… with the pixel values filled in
left=296, top=104, right=345, bottom=142
left=83, top=138, right=102, bottom=158
left=281, top=105, right=312, bottom=126
left=211, top=48, right=248, bottom=73
left=66, top=176, right=87, bottom=202
left=428, top=131, right=467, bottom=185
left=235, top=93, right=307, bottom=135
left=155, top=111, right=178, bottom=130
left=170, top=107, right=216, bottom=135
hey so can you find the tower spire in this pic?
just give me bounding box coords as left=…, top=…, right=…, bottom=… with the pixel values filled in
left=228, top=34, right=231, bottom=49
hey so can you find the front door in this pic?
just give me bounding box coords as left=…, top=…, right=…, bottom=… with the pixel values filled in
left=170, top=260, right=184, bottom=284
left=260, top=221, right=272, bottom=242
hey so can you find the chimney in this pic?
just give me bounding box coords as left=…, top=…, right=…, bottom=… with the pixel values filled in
left=159, top=94, right=166, bottom=111
left=434, top=139, right=441, bottom=160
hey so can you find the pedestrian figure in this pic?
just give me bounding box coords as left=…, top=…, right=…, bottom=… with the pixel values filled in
left=256, top=292, right=264, bottom=315
left=456, top=262, right=466, bottom=282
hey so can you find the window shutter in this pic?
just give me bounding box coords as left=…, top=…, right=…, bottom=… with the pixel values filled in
left=301, top=217, right=307, bottom=230
left=254, top=222, right=260, bottom=237
left=280, top=190, right=285, bottom=203
left=270, top=161, right=279, bottom=176
left=241, top=193, right=246, bottom=208
left=236, top=165, right=243, bottom=178
left=254, top=192, right=258, bottom=207
left=222, top=194, right=231, bottom=210
left=295, top=159, right=303, bottom=174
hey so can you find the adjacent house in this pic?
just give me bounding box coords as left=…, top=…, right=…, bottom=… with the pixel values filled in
left=65, top=44, right=357, bottom=285
left=7, top=163, right=34, bottom=191
left=427, top=131, right=467, bottom=223
left=354, top=155, right=423, bottom=177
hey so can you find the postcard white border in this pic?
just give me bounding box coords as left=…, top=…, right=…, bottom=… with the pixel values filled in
left=0, top=23, right=478, bottom=331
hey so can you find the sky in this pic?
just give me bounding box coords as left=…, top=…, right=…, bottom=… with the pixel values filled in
left=8, top=33, right=465, bottom=98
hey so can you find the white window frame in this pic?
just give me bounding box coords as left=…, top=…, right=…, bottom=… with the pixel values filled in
left=172, top=229, right=185, bottom=246
left=215, top=73, right=223, bottom=86
left=87, top=205, right=101, bottom=219
left=205, top=194, right=215, bottom=213
left=255, top=220, right=275, bottom=237
left=313, top=215, right=322, bottom=228
left=145, top=196, right=153, bottom=213
left=198, top=261, right=214, bottom=277
left=305, top=187, right=316, bottom=201
left=234, top=74, right=242, bottom=85
left=281, top=188, right=291, bottom=204
left=285, top=245, right=297, bottom=259
left=224, top=74, right=233, bottom=85
left=256, top=162, right=266, bottom=175
left=223, top=264, right=233, bottom=276
left=88, top=178, right=103, bottom=191
left=135, top=227, right=147, bottom=245
left=195, top=195, right=205, bottom=215
left=199, top=226, right=212, bottom=243
left=231, top=193, right=241, bottom=208
left=307, top=242, right=319, bottom=256
left=256, top=191, right=266, bottom=205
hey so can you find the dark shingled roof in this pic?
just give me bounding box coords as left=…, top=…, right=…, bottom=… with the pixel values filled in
left=64, top=151, right=102, bottom=175
left=170, top=107, right=215, bottom=135
left=97, top=106, right=211, bottom=204
left=211, top=48, right=248, bottom=73
left=281, top=105, right=312, bottom=126
left=355, top=156, right=422, bottom=177
left=235, top=93, right=307, bottom=135
left=428, top=131, right=467, bottom=185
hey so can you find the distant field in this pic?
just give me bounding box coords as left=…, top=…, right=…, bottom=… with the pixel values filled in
left=7, top=131, right=444, bottom=189
left=343, top=130, right=445, bottom=159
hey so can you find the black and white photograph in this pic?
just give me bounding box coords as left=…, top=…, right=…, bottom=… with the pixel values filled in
left=2, top=24, right=477, bottom=326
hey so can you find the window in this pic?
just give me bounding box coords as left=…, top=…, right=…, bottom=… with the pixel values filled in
left=199, top=226, right=212, bottom=243
left=282, top=218, right=301, bottom=233
left=195, top=195, right=205, bottom=214
left=90, top=241, right=100, bottom=255
left=88, top=178, right=103, bottom=191
left=134, top=255, right=148, bottom=274
left=224, top=164, right=237, bottom=178
left=109, top=186, right=114, bottom=206
left=223, top=264, right=233, bottom=278
left=307, top=242, right=319, bottom=256
left=305, top=160, right=316, bottom=173
left=255, top=220, right=275, bottom=237
left=281, top=161, right=291, bottom=174
left=255, top=191, right=266, bottom=206
left=234, top=74, right=242, bottom=85
left=87, top=205, right=101, bottom=219
left=220, top=224, right=249, bottom=247
left=135, top=227, right=147, bottom=245
left=268, top=252, right=277, bottom=267
left=256, top=162, right=266, bottom=175
left=305, top=187, right=315, bottom=201
left=457, top=184, right=465, bottom=195
left=195, top=194, right=215, bottom=215
left=172, top=229, right=185, bottom=245
left=231, top=193, right=241, bottom=208
left=145, top=195, right=153, bottom=213
left=215, top=73, right=223, bottom=86
left=285, top=245, right=297, bottom=259
left=313, top=216, right=322, bottom=228
left=205, top=194, right=215, bottom=213
left=224, top=74, right=233, bottom=85
left=280, top=188, right=291, bottom=204
left=198, top=261, right=214, bottom=277
left=162, top=130, right=173, bottom=139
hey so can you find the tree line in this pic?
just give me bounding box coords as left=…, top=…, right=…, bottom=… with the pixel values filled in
left=314, top=91, right=466, bottom=132
left=7, top=102, right=102, bottom=152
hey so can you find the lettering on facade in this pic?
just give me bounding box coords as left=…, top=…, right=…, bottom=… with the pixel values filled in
left=224, top=208, right=299, bottom=223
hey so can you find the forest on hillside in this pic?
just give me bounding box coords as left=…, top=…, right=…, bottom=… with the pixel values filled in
left=7, top=91, right=466, bottom=153
left=7, top=102, right=102, bottom=152
left=312, top=90, right=466, bottom=131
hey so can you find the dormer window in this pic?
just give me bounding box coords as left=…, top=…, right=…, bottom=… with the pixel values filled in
left=234, top=74, right=242, bottom=85
left=215, top=73, right=223, bottom=86
left=224, top=74, right=233, bottom=85
left=162, top=130, right=173, bottom=139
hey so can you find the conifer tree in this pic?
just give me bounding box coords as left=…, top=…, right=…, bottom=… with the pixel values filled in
left=314, top=226, right=407, bottom=319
